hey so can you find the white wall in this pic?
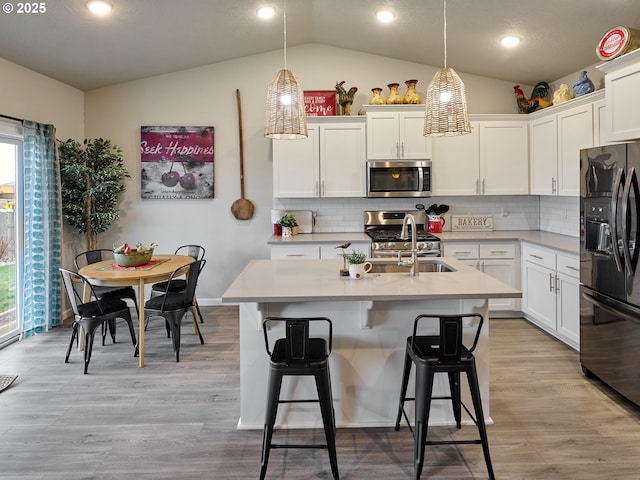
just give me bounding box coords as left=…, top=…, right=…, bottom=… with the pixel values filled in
left=83, top=44, right=527, bottom=302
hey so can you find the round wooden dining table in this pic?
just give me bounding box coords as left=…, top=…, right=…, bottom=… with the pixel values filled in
left=78, top=254, right=194, bottom=367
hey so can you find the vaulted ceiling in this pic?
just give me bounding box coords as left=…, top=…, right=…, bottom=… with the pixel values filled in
left=0, top=0, right=638, bottom=91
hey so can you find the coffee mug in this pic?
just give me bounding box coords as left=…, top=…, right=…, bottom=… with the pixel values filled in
left=349, top=262, right=372, bottom=279
left=427, top=215, right=445, bottom=233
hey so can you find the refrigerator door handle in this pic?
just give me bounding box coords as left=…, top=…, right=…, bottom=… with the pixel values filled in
left=622, top=166, right=640, bottom=274
left=582, top=289, right=640, bottom=326
left=611, top=167, right=625, bottom=273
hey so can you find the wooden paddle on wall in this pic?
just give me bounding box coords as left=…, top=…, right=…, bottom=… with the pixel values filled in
left=231, top=88, right=255, bottom=220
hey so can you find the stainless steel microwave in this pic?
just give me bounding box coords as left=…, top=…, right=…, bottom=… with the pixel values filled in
left=367, top=160, right=432, bottom=198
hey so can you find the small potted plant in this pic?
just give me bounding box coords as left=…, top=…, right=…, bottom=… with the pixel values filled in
left=344, top=249, right=367, bottom=265
left=343, top=249, right=371, bottom=280
left=279, top=214, right=298, bottom=237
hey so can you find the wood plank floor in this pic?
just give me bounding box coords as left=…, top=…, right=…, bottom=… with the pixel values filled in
left=1, top=307, right=640, bottom=479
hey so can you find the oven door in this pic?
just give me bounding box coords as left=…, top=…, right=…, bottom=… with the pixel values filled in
left=367, top=160, right=431, bottom=198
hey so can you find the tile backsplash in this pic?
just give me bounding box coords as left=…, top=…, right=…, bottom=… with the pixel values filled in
left=273, top=195, right=578, bottom=237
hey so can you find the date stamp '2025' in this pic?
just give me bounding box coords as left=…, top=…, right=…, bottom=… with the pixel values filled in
left=2, top=2, right=47, bottom=14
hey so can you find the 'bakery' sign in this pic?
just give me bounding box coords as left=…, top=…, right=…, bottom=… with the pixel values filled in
left=451, top=215, right=494, bottom=231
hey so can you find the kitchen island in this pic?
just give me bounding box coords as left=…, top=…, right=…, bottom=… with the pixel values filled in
left=222, top=257, right=521, bottom=430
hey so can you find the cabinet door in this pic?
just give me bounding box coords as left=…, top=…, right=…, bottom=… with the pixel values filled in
left=366, top=112, right=399, bottom=159
left=556, top=271, right=580, bottom=349
left=593, top=99, right=611, bottom=147
left=273, top=126, right=319, bottom=197
left=320, top=123, right=366, bottom=197
left=479, top=121, right=529, bottom=195
left=529, top=114, right=558, bottom=195
left=431, top=123, right=479, bottom=196
left=482, top=259, right=518, bottom=311
left=523, top=261, right=557, bottom=330
left=270, top=245, right=320, bottom=260
left=604, top=59, right=640, bottom=142
left=557, top=104, right=594, bottom=196
left=398, top=112, right=431, bottom=159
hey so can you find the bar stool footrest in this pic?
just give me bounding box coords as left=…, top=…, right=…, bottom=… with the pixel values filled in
left=271, top=444, right=328, bottom=449
left=426, top=439, right=483, bottom=446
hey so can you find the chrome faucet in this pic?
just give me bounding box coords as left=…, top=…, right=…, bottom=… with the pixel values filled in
left=398, top=213, right=418, bottom=277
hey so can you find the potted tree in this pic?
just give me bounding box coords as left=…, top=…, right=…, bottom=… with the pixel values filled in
left=58, top=138, right=130, bottom=250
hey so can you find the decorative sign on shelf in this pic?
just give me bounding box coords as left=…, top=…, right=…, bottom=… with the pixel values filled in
left=304, top=90, right=337, bottom=117
left=451, top=215, right=494, bottom=231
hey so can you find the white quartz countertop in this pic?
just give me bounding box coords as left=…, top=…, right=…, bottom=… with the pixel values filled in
left=268, top=232, right=371, bottom=244
left=221, top=257, right=521, bottom=303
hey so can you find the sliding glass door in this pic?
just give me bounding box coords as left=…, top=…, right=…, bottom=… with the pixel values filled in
left=0, top=127, right=22, bottom=346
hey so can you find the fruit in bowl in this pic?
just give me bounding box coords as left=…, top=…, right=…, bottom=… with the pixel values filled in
left=113, top=242, right=156, bottom=267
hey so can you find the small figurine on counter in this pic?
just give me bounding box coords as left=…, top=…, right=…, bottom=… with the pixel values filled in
left=572, top=71, right=595, bottom=97
left=553, top=83, right=574, bottom=105
left=513, top=81, right=553, bottom=114
left=336, top=81, right=358, bottom=116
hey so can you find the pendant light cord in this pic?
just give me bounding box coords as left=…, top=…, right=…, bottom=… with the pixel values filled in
left=443, top=0, right=447, bottom=68
left=283, top=0, right=288, bottom=70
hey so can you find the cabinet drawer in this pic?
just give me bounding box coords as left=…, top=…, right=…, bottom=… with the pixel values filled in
left=270, top=246, right=320, bottom=260
left=479, top=243, right=516, bottom=259
left=522, top=244, right=555, bottom=269
left=443, top=243, right=479, bottom=259
left=556, top=254, right=580, bottom=279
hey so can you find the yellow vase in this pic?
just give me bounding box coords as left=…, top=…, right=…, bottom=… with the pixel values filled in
left=403, top=79, right=422, bottom=104
left=369, top=87, right=385, bottom=105
left=385, top=83, right=403, bottom=104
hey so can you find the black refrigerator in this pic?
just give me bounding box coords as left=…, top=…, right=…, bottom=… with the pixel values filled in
left=580, top=142, right=640, bottom=406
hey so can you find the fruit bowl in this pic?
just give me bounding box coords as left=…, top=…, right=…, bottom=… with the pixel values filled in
left=114, top=251, right=153, bottom=267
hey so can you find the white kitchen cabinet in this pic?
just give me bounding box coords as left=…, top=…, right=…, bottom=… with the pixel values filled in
left=365, top=107, right=431, bottom=160
left=271, top=241, right=371, bottom=261
left=521, top=244, right=579, bottom=349
left=443, top=241, right=520, bottom=313
left=529, top=91, right=604, bottom=196
left=593, top=98, right=612, bottom=147
left=273, top=118, right=366, bottom=198
left=432, top=116, right=528, bottom=196
left=598, top=48, right=640, bottom=142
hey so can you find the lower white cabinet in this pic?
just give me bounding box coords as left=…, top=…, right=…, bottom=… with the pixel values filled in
left=443, top=241, right=520, bottom=313
left=271, top=241, right=371, bottom=260
left=521, top=243, right=579, bottom=349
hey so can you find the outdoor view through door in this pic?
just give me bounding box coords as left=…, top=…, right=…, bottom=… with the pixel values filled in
left=0, top=137, right=20, bottom=345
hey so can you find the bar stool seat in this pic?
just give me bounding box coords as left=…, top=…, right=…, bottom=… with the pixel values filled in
left=260, top=316, right=339, bottom=480
left=395, top=313, right=495, bottom=480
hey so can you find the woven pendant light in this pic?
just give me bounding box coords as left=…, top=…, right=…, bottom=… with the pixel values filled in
left=424, top=0, right=471, bottom=137
left=264, top=0, right=307, bottom=139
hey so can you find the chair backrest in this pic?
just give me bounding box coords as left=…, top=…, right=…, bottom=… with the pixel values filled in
left=262, top=317, right=333, bottom=364
left=59, top=267, right=100, bottom=317
left=157, top=259, right=206, bottom=311
left=74, top=249, right=113, bottom=270
left=175, top=244, right=205, bottom=261
left=411, top=313, right=484, bottom=363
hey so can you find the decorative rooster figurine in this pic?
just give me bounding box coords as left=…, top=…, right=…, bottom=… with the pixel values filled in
left=336, top=81, right=357, bottom=116
left=513, top=81, right=553, bottom=114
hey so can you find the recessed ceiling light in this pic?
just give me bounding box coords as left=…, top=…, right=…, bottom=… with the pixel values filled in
left=257, top=5, right=276, bottom=20
left=376, top=9, right=396, bottom=23
left=86, top=0, right=112, bottom=15
left=500, top=36, right=522, bottom=48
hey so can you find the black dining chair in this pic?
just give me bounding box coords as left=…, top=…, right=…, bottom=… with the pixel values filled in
left=75, top=249, right=140, bottom=344
left=143, top=259, right=206, bottom=362
left=150, top=245, right=205, bottom=324
left=60, top=268, right=138, bottom=374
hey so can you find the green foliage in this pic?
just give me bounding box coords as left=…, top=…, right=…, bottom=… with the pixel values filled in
left=278, top=214, right=297, bottom=228
left=344, top=249, right=367, bottom=264
left=58, top=138, right=130, bottom=247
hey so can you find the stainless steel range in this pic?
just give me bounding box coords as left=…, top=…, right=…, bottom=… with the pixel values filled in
left=364, top=210, right=441, bottom=257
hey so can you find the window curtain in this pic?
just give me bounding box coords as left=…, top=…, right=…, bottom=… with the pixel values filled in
left=21, top=120, right=62, bottom=338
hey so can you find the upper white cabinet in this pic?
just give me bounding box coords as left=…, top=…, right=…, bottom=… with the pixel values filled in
left=598, top=49, right=640, bottom=142
left=363, top=106, right=431, bottom=160
left=432, top=115, right=529, bottom=196
left=529, top=90, right=604, bottom=196
left=273, top=118, right=366, bottom=198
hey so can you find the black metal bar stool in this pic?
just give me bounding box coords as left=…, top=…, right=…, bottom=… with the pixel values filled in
left=260, top=316, right=339, bottom=480
left=395, top=313, right=494, bottom=480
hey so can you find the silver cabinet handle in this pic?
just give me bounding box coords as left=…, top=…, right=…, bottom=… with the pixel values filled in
left=490, top=250, right=507, bottom=254
left=454, top=251, right=472, bottom=256
left=529, top=254, right=543, bottom=260
left=555, top=274, right=560, bottom=293
left=552, top=177, right=557, bottom=194
left=566, top=265, right=580, bottom=271
left=549, top=272, right=554, bottom=292
left=286, top=254, right=306, bottom=257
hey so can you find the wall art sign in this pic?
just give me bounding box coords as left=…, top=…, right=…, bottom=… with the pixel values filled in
left=140, top=126, right=214, bottom=199
left=451, top=215, right=494, bottom=231
left=304, top=90, right=337, bottom=116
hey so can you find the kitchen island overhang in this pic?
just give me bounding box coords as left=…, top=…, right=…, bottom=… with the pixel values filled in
left=222, top=258, right=521, bottom=430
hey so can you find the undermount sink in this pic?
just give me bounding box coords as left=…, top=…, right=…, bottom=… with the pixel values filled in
left=368, top=259, right=456, bottom=274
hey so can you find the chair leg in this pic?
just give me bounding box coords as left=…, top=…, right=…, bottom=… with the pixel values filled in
left=448, top=371, right=462, bottom=429
left=195, top=300, right=204, bottom=323
left=83, top=329, right=96, bottom=374
left=315, top=369, right=340, bottom=480
left=122, top=310, right=138, bottom=357
left=467, top=363, right=495, bottom=480
left=260, top=369, right=283, bottom=480
left=414, top=366, right=434, bottom=480
left=170, top=317, right=182, bottom=362
left=65, top=323, right=79, bottom=363
left=108, top=318, right=116, bottom=344
left=395, top=348, right=413, bottom=430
